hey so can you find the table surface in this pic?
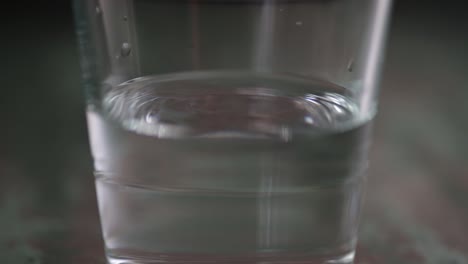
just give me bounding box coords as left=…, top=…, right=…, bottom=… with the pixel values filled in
left=1, top=3, right=468, bottom=264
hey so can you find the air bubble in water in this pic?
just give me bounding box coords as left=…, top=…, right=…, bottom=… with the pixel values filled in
left=120, top=42, right=132, bottom=57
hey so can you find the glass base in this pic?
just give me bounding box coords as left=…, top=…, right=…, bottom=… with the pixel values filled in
left=106, top=250, right=355, bottom=264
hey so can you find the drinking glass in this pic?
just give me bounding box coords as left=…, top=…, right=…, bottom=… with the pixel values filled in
left=73, top=0, right=392, bottom=263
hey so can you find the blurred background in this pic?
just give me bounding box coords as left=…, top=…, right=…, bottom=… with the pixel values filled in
left=1, top=0, right=467, bottom=263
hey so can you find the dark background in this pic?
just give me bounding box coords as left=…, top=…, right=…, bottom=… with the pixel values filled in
left=1, top=1, right=467, bottom=263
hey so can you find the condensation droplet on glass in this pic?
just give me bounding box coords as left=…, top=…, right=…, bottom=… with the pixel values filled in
left=347, top=60, right=354, bottom=72
left=296, top=21, right=303, bottom=26
left=120, top=42, right=132, bottom=57
left=95, top=6, right=101, bottom=15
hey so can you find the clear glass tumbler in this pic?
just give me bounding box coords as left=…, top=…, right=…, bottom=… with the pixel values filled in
left=74, top=0, right=392, bottom=263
